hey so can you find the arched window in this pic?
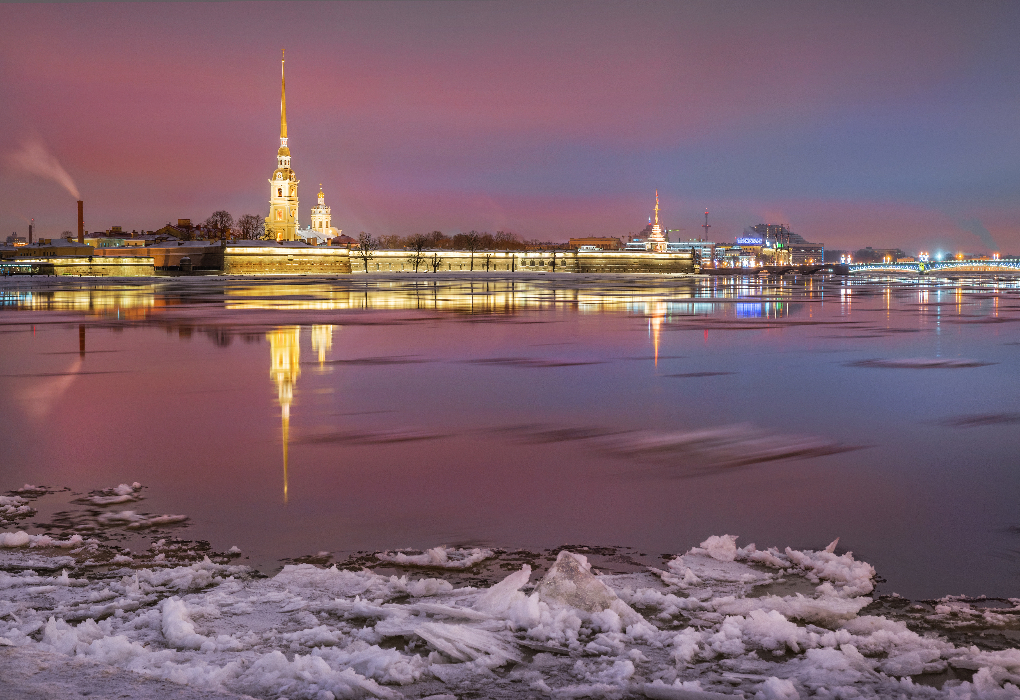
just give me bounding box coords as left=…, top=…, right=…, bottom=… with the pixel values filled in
left=278, top=188, right=282, bottom=197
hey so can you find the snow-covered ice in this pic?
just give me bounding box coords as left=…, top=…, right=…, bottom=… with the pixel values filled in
left=3, top=526, right=1020, bottom=699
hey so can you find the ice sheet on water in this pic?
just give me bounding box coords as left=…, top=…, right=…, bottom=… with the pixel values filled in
left=940, top=413, right=1020, bottom=428
left=495, top=422, right=859, bottom=474
left=376, top=546, right=494, bottom=569
left=848, top=358, right=995, bottom=369
left=463, top=357, right=603, bottom=368
left=96, top=511, right=189, bottom=529
left=5, top=528, right=1020, bottom=698
left=74, top=482, right=144, bottom=506
left=296, top=428, right=449, bottom=445
left=600, top=424, right=861, bottom=472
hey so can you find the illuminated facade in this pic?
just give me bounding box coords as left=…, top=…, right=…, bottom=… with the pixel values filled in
left=266, top=51, right=300, bottom=242
left=644, top=191, right=668, bottom=252
left=308, top=186, right=340, bottom=240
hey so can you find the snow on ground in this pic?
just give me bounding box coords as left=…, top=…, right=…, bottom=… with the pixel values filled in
left=4, top=525, right=1020, bottom=700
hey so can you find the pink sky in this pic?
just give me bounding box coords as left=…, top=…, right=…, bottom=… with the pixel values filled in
left=1, top=1, right=1018, bottom=253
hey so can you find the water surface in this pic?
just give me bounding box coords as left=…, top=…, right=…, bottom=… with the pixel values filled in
left=2, top=273, right=1019, bottom=599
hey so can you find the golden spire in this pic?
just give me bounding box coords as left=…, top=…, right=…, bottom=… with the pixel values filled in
left=280, top=49, right=288, bottom=142
left=654, top=189, right=660, bottom=226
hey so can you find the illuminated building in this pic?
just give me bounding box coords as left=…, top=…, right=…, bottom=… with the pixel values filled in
left=627, top=191, right=668, bottom=252
left=306, top=186, right=341, bottom=243
left=268, top=326, right=301, bottom=502
left=265, top=50, right=300, bottom=242
left=567, top=237, right=622, bottom=251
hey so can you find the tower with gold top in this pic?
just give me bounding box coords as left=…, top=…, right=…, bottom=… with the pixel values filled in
left=266, top=50, right=300, bottom=242
left=645, top=190, right=667, bottom=252
left=309, top=185, right=338, bottom=238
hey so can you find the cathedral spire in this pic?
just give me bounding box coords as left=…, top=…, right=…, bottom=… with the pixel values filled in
left=654, top=189, right=659, bottom=226
left=280, top=49, right=288, bottom=144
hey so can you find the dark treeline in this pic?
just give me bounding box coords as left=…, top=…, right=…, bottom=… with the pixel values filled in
left=372, top=230, right=563, bottom=251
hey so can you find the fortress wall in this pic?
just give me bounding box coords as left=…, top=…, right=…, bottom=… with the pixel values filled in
left=350, top=250, right=699, bottom=274
left=223, top=246, right=352, bottom=275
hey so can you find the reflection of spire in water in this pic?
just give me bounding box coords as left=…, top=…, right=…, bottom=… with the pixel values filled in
left=310, top=324, right=333, bottom=366
left=649, top=301, right=665, bottom=367
left=268, top=327, right=301, bottom=502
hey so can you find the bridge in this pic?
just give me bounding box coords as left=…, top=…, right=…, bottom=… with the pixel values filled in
left=849, top=259, right=1020, bottom=274
left=703, top=264, right=848, bottom=276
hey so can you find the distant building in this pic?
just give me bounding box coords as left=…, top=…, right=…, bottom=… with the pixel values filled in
left=568, top=237, right=622, bottom=251
left=746, top=224, right=824, bottom=266
left=667, top=240, right=714, bottom=262
left=15, top=238, right=94, bottom=258
left=329, top=234, right=357, bottom=248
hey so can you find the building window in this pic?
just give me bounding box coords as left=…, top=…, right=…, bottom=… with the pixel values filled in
left=278, top=188, right=283, bottom=197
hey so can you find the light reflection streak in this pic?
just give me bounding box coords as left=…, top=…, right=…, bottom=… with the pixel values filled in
left=311, top=325, right=334, bottom=367
left=268, top=327, right=300, bottom=503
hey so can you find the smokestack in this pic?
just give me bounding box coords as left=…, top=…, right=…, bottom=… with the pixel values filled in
left=77, top=201, right=84, bottom=244
left=28, top=220, right=33, bottom=245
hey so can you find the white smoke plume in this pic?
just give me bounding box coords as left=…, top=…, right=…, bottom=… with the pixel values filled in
left=9, top=138, right=81, bottom=200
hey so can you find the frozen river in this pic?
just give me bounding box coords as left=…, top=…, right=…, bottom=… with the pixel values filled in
left=3, top=273, right=1019, bottom=600
left=5, top=272, right=1020, bottom=699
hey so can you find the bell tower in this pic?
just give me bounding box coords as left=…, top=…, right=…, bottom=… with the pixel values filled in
left=309, top=184, right=334, bottom=236
left=265, top=49, right=299, bottom=241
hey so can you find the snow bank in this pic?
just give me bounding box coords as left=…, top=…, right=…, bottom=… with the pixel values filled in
left=1, top=534, right=1019, bottom=699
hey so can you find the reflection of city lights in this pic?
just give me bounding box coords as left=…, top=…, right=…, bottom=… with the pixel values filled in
left=268, top=327, right=301, bottom=503
left=0, top=285, right=158, bottom=318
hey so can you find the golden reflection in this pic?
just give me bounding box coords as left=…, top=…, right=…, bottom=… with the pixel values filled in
left=310, top=324, right=334, bottom=366
left=648, top=301, right=665, bottom=367
left=268, top=327, right=301, bottom=503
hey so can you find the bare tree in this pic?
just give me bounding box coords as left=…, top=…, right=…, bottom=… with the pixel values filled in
left=429, top=252, right=443, bottom=273
left=205, top=211, right=234, bottom=239
left=379, top=234, right=403, bottom=249
left=493, top=230, right=523, bottom=250
left=407, top=233, right=429, bottom=273
left=483, top=253, right=493, bottom=271
left=427, top=230, right=449, bottom=249
left=355, top=232, right=378, bottom=272
left=462, top=231, right=481, bottom=270
left=237, top=214, right=265, bottom=240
